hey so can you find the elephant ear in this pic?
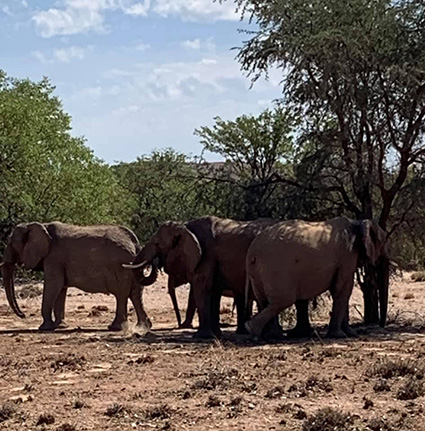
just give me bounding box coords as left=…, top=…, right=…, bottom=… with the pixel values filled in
left=361, top=220, right=386, bottom=265
left=22, top=223, right=51, bottom=269
left=166, top=226, right=202, bottom=278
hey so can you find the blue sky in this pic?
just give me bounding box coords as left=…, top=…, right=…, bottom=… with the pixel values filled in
left=0, top=0, right=282, bottom=163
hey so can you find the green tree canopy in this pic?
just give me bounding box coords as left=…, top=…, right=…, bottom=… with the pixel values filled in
left=195, top=105, right=298, bottom=219
left=0, top=71, right=126, bottom=246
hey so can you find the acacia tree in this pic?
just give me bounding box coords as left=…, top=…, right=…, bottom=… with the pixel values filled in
left=195, top=105, right=297, bottom=219
left=231, top=0, right=425, bottom=324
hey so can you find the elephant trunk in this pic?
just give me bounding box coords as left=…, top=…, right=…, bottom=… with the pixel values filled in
left=378, top=254, right=390, bottom=327
left=139, top=264, right=159, bottom=286
left=1, top=262, right=25, bottom=318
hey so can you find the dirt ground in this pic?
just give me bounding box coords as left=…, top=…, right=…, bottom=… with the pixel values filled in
left=0, top=272, right=424, bottom=431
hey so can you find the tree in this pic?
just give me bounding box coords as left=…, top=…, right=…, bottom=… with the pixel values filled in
left=113, top=149, right=214, bottom=242
left=232, top=0, right=425, bottom=324
left=195, top=105, right=297, bottom=219
left=0, top=71, right=126, bottom=249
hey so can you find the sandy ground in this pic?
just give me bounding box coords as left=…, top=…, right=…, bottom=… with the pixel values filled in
left=0, top=272, right=424, bottom=430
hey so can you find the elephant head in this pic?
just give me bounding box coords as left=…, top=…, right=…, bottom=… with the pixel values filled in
left=123, top=222, right=202, bottom=284
left=358, top=219, right=389, bottom=327
left=1, top=223, right=52, bottom=318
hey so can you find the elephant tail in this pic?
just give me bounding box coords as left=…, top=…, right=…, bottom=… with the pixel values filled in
left=245, top=255, right=256, bottom=317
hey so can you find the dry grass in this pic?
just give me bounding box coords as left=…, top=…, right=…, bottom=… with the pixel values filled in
left=302, top=407, right=354, bottom=431
left=411, top=271, right=425, bottom=282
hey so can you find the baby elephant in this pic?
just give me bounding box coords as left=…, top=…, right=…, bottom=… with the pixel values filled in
left=245, top=217, right=387, bottom=339
left=1, top=222, right=155, bottom=331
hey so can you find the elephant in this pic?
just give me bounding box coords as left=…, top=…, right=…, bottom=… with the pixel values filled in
left=244, top=217, right=387, bottom=339
left=123, top=216, right=312, bottom=339
left=0, top=222, right=156, bottom=331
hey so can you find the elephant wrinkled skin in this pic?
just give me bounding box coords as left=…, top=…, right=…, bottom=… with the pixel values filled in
left=245, top=217, right=387, bottom=339
left=1, top=222, right=155, bottom=331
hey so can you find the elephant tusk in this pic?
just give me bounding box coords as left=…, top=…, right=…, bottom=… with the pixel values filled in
left=0, top=262, right=4, bottom=267
left=122, top=260, right=149, bottom=269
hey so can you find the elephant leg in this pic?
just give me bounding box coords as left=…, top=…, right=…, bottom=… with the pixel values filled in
left=327, top=278, right=354, bottom=339
left=192, top=269, right=215, bottom=339
left=210, top=289, right=222, bottom=337
left=108, top=294, right=128, bottom=331
left=287, top=300, right=313, bottom=338
left=39, top=268, right=64, bottom=331
left=342, top=303, right=357, bottom=338
left=130, top=287, right=152, bottom=331
left=235, top=294, right=249, bottom=335
left=180, top=286, right=195, bottom=329
left=53, top=287, right=68, bottom=329
left=245, top=303, right=285, bottom=338
left=262, top=316, right=285, bottom=340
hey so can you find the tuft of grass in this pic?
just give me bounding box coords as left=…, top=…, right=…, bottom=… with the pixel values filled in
left=265, top=386, right=285, bottom=399
left=373, top=379, right=391, bottom=392
left=206, top=395, right=221, bottom=408
left=192, top=367, right=240, bottom=391
left=105, top=404, right=126, bottom=417
left=302, top=407, right=354, bottom=431
left=366, top=358, right=423, bottom=380
left=396, top=378, right=424, bottom=400
left=144, top=405, right=173, bottom=420
left=51, top=354, right=86, bottom=372
left=36, top=413, right=55, bottom=426
left=128, top=354, right=155, bottom=365
left=367, top=418, right=394, bottom=431
left=0, top=402, right=18, bottom=423
left=411, top=271, right=425, bottom=282
left=56, top=424, right=76, bottom=431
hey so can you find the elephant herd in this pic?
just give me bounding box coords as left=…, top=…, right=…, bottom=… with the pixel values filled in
left=0, top=215, right=388, bottom=340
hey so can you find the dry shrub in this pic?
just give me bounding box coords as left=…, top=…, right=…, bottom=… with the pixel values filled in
left=396, top=378, right=424, bottom=400
left=192, top=366, right=240, bottom=391
left=144, top=405, right=173, bottom=420
left=367, top=418, right=394, bottom=431
left=302, top=408, right=354, bottom=431
left=0, top=402, right=18, bottom=423
left=373, top=379, right=391, bottom=392
left=51, top=354, right=86, bottom=372
left=366, top=358, right=423, bottom=380
left=36, top=413, right=55, bottom=425
left=206, top=395, right=222, bottom=408
left=56, top=424, right=76, bottom=431
left=105, top=404, right=126, bottom=417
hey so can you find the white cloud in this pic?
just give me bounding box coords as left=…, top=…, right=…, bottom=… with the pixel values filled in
left=153, top=0, right=238, bottom=21
left=32, top=0, right=150, bottom=37
left=181, top=39, right=201, bottom=50
left=181, top=38, right=216, bottom=52
left=32, top=45, right=92, bottom=64
left=32, top=0, right=238, bottom=37
left=53, top=45, right=91, bottom=62
left=104, top=54, right=246, bottom=104
left=71, top=86, right=103, bottom=100
left=135, top=41, right=151, bottom=51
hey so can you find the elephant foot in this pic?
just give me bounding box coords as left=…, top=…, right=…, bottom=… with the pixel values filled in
left=179, top=321, right=194, bottom=329
left=39, top=321, right=57, bottom=332
left=236, top=325, right=248, bottom=335
left=55, top=320, right=69, bottom=329
left=287, top=325, right=313, bottom=339
left=326, top=329, right=347, bottom=339
left=244, top=320, right=263, bottom=338
left=193, top=329, right=216, bottom=340
left=108, top=322, right=125, bottom=332
left=342, top=326, right=358, bottom=338
left=138, top=318, right=152, bottom=331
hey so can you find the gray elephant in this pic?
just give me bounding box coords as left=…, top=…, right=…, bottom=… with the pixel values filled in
left=123, top=216, right=278, bottom=338
left=124, top=216, right=311, bottom=339
left=244, top=217, right=387, bottom=339
left=1, top=222, right=155, bottom=331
